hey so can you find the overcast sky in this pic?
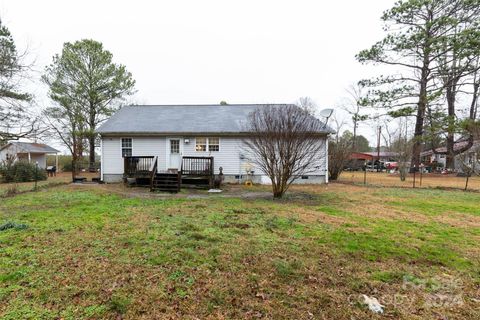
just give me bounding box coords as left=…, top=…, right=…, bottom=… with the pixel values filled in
left=1, top=0, right=397, bottom=148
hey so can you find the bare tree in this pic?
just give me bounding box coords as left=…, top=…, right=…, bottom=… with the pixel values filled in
left=380, top=118, right=398, bottom=150
left=390, top=119, right=413, bottom=181
left=458, top=146, right=480, bottom=191
left=341, top=84, right=368, bottom=150
left=243, top=105, right=328, bottom=198
left=327, top=115, right=351, bottom=180
left=296, top=96, right=317, bottom=115
left=43, top=102, right=87, bottom=181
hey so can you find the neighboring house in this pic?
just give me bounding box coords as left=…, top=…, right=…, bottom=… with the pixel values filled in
left=350, top=151, right=399, bottom=163
left=97, top=104, right=331, bottom=184
left=348, top=151, right=399, bottom=170
left=421, top=139, right=480, bottom=171
left=0, top=142, right=60, bottom=169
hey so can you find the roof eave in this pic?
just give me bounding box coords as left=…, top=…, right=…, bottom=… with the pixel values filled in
left=98, top=131, right=331, bottom=137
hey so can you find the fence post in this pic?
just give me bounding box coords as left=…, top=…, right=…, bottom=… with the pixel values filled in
left=412, top=165, right=416, bottom=188
left=34, top=161, right=38, bottom=191
left=419, top=163, right=424, bottom=187
left=363, top=161, right=367, bottom=185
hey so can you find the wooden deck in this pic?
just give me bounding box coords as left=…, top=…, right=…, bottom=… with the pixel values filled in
left=181, top=156, right=214, bottom=188
left=124, top=156, right=155, bottom=178
left=124, top=156, right=214, bottom=191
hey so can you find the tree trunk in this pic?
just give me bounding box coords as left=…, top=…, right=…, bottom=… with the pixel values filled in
left=329, top=172, right=338, bottom=181
left=445, top=133, right=455, bottom=170
left=272, top=180, right=284, bottom=199
left=411, top=62, right=430, bottom=167
left=88, top=104, right=96, bottom=172
left=71, top=145, right=77, bottom=182
left=470, top=81, right=479, bottom=120
left=273, top=191, right=284, bottom=198
left=400, top=167, right=407, bottom=181
left=445, top=80, right=457, bottom=170
left=89, top=135, right=96, bottom=172
left=352, top=118, right=357, bottom=151
left=411, top=103, right=426, bottom=168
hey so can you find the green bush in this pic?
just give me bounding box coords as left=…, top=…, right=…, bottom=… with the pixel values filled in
left=62, top=161, right=73, bottom=172
left=0, top=161, right=47, bottom=183
left=46, top=155, right=100, bottom=172
left=47, top=155, right=73, bottom=171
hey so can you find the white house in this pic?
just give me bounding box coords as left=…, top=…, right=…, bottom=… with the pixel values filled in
left=0, top=141, right=59, bottom=169
left=421, top=139, right=480, bottom=172
left=97, top=104, right=331, bottom=185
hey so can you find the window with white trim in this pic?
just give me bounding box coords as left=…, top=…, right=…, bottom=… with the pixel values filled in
left=195, top=137, right=207, bottom=152
left=195, top=137, right=219, bottom=152
left=208, top=137, right=219, bottom=151
left=121, top=138, right=132, bottom=157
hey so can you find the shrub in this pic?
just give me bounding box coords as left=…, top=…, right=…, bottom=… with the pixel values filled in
left=62, top=161, right=73, bottom=172
left=46, top=155, right=100, bottom=172
left=0, top=161, right=47, bottom=183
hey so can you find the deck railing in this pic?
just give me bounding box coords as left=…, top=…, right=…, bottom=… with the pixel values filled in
left=149, top=156, right=158, bottom=191
left=181, top=156, right=214, bottom=176
left=124, top=156, right=155, bottom=177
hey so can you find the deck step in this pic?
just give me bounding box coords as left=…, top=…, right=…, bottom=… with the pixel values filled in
left=151, top=173, right=181, bottom=192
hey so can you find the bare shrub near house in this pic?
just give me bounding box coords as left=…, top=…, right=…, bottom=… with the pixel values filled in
left=243, top=105, right=327, bottom=198
left=327, top=117, right=351, bottom=181
left=328, top=135, right=352, bottom=181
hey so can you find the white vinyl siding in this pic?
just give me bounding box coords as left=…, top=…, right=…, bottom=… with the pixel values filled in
left=101, top=137, right=167, bottom=175
left=101, top=135, right=327, bottom=178
left=184, top=137, right=239, bottom=175
left=102, top=137, right=123, bottom=174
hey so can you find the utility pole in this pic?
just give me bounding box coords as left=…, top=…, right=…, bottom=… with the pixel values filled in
left=377, top=126, right=381, bottom=172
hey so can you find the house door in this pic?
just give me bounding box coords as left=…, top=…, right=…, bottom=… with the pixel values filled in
left=168, top=138, right=182, bottom=170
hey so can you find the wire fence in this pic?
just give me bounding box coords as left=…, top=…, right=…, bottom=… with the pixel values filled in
left=337, top=171, right=480, bottom=192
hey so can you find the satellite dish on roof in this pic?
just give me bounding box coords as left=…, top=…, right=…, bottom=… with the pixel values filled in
left=319, top=108, right=334, bottom=119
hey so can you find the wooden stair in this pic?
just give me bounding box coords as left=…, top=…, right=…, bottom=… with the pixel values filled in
left=151, top=173, right=181, bottom=192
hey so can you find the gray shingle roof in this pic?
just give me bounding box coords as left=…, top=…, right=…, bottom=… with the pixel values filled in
left=0, top=142, right=59, bottom=153
left=97, top=104, right=333, bottom=135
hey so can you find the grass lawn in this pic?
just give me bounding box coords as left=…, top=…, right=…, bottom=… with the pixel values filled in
left=0, top=175, right=69, bottom=197
left=0, top=172, right=98, bottom=197
left=0, top=183, right=479, bottom=319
